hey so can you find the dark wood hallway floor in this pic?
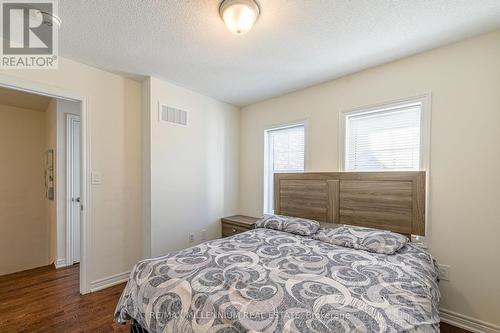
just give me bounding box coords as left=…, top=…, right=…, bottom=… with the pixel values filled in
left=0, top=264, right=128, bottom=333
left=0, top=264, right=469, bottom=333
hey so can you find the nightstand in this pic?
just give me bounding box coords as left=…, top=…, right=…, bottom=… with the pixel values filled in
left=221, top=215, right=259, bottom=237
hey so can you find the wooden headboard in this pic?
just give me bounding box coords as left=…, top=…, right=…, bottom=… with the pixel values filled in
left=274, top=172, right=426, bottom=236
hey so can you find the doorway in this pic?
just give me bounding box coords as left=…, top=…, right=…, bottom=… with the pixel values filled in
left=0, top=75, right=90, bottom=294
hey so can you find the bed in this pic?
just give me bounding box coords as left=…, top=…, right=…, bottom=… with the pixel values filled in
left=115, top=172, right=440, bottom=332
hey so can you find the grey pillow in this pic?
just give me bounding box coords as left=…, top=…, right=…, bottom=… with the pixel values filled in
left=255, top=214, right=320, bottom=236
left=313, top=225, right=408, bottom=254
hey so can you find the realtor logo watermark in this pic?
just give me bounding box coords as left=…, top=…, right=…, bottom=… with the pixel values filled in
left=1, top=0, right=59, bottom=69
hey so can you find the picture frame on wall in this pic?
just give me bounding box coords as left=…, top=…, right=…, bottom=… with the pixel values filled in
left=45, top=149, right=55, bottom=200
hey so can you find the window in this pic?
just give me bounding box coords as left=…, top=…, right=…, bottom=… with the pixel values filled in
left=264, top=123, right=305, bottom=214
left=342, top=96, right=429, bottom=171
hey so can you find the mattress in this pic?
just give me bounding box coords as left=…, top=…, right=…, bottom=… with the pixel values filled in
left=115, top=228, right=440, bottom=332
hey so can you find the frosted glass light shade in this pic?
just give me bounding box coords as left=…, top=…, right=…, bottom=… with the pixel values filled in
left=219, top=0, right=260, bottom=35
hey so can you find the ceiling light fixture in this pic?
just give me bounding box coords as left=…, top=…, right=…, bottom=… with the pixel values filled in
left=219, top=0, right=260, bottom=35
left=22, top=6, right=61, bottom=28
left=38, top=10, right=62, bottom=28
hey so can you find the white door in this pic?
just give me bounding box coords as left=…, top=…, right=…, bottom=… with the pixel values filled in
left=68, top=114, right=81, bottom=264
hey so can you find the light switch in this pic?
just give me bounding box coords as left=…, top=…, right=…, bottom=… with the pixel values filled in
left=91, top=172, right=102, bottom=185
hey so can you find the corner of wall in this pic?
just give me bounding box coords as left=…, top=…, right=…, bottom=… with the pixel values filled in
left=234, top=106, right=243, bottom=215
left=141, top=77, right=152, bottom=259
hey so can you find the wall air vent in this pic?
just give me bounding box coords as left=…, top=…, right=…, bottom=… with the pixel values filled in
left=159, top=103, right=188, bottom=127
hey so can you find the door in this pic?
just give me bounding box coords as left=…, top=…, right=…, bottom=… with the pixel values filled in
left=68, top=114, right=81, bottom=264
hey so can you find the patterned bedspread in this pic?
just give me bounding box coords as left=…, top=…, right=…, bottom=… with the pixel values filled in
left=115, top=228, right=440, bottom=332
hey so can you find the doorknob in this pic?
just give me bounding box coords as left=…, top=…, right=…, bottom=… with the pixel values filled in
left=72, top=197, right=81, bottom=203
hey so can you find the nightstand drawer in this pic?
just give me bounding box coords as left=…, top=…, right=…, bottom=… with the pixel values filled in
left=221, top=222, right=250, bottom=237
left=220, top=215, right=259, bottom=238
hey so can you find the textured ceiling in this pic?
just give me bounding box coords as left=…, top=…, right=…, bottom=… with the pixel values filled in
left=0, top=87, right=51, bottom=111
left=59, top=0, right=500, bottom=106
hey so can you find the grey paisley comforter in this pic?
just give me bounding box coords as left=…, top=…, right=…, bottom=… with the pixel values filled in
left=115, top=228, right=440, bottom=333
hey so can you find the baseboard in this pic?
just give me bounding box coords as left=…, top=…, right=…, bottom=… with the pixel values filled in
left=441, top=308, right=500, bottom=333
left=54, top=258, right=67, bottom=269
left=90, top=271, right=130, bottom=292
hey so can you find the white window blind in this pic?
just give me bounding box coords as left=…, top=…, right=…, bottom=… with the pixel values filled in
left=264, top=124, right=305, bottom=213
left=345, top=104, right=422, bottom=171
left=269, top=125, right=305, bottom=172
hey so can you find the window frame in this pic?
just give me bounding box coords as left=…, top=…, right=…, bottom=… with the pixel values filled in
left=339, top=94, right=431, bottom=172
left=263, top=120, right=308, bottom=214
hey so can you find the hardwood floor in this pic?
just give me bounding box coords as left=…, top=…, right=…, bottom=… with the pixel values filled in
left=0, top=264, right=471, bottom=333
left=0, top=264, right=128, bottom=333
left=440, top=322, right=471, bottom=333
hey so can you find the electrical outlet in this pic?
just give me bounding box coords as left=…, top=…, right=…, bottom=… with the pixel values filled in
left=410, top=235, right=429, bottom=249
left=188, top=233, right=195, bottom=243
left=91, top=172, right=102, bottom=185
left=438, top=264, right=451, bottom=281
left=201, top=229, right=207, bottom=241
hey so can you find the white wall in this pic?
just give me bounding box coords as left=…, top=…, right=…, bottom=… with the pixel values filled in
left=143, top=77, right=239, bottom=257
left=239, top=30, right=500, bottom=326
left=1, top=57, right=143, bottom=285
left=0, top=104, right=48, bottom=275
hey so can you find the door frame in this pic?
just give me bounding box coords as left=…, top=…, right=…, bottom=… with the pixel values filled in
left=0, top=74, right=91, bottom=294
left=66, top=113, right=81, bottom=266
